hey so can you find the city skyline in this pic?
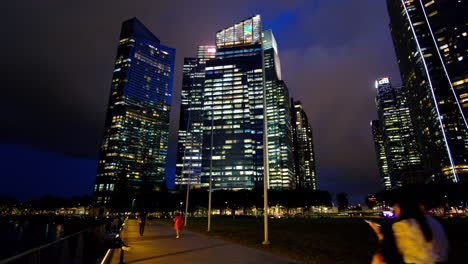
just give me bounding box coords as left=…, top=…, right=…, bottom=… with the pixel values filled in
left=1, top=0, right=402, bottom=203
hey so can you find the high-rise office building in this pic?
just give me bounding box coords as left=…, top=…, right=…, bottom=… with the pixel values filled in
left=201, top=15, right=265, bottom=190
left=291, top=100, right=317, bottom=190
left=263, top=29, right=295, bottom=190
left=372, top=77, right=422, bottom=188
left=94, top=18, right=176, bottom=206
left=176, top=46, right=216, bottom=188
left=387, top=0, right=468, bottom=182
left=371, top=120, right=392, bottom=190
left=176, top=15, right=295, bottom=190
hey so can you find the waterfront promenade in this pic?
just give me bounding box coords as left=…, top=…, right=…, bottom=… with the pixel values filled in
left=110, top=219, right=297, bottom=264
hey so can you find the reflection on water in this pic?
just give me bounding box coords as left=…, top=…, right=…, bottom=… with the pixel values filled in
left=0, top=217, right=88, bottom=260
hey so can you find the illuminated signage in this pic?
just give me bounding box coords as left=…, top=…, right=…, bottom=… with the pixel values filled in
left=375, top=77, right=390, bottom=88
left=207, top=47, right=216, bottom=53
left=216, top=15, right=261, bottom=48
left=379, top=78, right=390, bottom=85
left=244, top=25, right=252, bottom=34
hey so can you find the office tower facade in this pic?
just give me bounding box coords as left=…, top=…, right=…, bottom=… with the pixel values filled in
left=263, top=29, right=296, bottom=190
left=94, top=18, right=176, bottom=206
left=373, top=77, right=422, bottom=188
left=387, top=0, right=468, bottom=182
left=371, top=120, right=392, bottom=190
left=291, top=100, right=317, bottom=190
left=201, top=15, right=265, bottom=190
left=176, top=46, right=216, bottom=188
left=176, top=15, right=295, bottom=190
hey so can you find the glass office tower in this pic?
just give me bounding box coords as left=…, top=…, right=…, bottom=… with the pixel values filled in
left=94, top=18, right=175, bottom=206
left=371, top=120, right=392, bottom=190
left=291, top=100, right=317, bottom=190
left=373, top=77, right=422, bottom=188
left=387, top=0, right=468, bottom=182
left=201, top=15, right=265, bottom=190
left=176, top=46, right=216, bottom=188
left=175, top=15, right=295, bottom=190
left=263, top=30, right=296, bottom=190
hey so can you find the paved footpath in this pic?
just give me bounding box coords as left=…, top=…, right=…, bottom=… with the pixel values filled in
left=111, top=219, right=299, bottom=264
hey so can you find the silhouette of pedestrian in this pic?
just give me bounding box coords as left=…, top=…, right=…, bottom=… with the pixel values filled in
left=138, top=212, right=147, bottom=236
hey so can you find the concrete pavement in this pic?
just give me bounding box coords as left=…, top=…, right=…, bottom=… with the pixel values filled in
left=111, top=219, right=299, bottom=264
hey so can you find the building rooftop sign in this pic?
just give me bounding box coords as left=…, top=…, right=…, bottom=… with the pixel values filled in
left=375, top=77, right=390, bottom=88
left=216, top=15, right=261, bottom=48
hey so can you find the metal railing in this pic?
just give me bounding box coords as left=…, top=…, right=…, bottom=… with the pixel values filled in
left=100, top=218, right=127, bottom=264
left=0, top=218, right=128, bottom=264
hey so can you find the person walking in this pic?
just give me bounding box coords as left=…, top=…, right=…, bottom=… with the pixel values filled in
left=391, top=199, right=434, bottom=264
left=420, top=204, right=449, bottom=264
left=173, top=213, right=184, bottom=239
left=138, top=212, right=147, bottom=236
left=369, top=198, right=449, bottom=264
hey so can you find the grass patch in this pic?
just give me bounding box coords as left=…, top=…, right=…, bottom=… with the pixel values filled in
left=158, top=216, right=377, bottom=264
left=157, top=216, right=468, bottom=264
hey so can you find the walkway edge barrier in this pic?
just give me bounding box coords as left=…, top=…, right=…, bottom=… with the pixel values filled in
left=0, top=229, right=87, bottom=264
left=100, top=217, right=128, bottom=264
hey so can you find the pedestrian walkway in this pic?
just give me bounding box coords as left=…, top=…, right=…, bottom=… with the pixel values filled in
left=111, top=219, right=298, bottom=264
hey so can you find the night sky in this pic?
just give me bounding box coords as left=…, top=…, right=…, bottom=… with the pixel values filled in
left=0, top=0, right=401, bottom=203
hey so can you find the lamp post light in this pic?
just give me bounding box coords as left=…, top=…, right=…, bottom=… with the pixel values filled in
left=260, top=26, right=270, bottom=245
left=207, top=104, right=215, bottom=232
left=184, top=185, right=190, bottom=226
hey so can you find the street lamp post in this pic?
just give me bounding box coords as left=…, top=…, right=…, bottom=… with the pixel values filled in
left=207, top=107, right=214, bottom=232
left=260, top=27, right=270, bottom=245
left=184, top=184, right=190, bottom=226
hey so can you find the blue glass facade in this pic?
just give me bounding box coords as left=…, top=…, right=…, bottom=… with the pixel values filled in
left=94, top=18, right=175, bottom=206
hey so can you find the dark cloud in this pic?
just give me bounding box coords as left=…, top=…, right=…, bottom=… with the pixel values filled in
left=0, top=0, right=400, bottom=203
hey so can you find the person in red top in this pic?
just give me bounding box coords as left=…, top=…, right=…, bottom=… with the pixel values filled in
left=173, top=213, right=184, bottom=239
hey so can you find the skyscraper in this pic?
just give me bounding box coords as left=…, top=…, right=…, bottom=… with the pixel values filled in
left=94, top=18, right=176, bottom=206
left=201, top=15, right=265, bottom=190
left=372, top=77, right=422, bottom=188
left=263, top=30, right=296, bottom=190
left=387, top=0, right=468, bottom=182
left=370, top=120, right=391, bottom=190
left=176, top=15, right=295, bottom=190
left=291, top=100, right=317, bottom=190
left=176, top=46, right=216, bottom=188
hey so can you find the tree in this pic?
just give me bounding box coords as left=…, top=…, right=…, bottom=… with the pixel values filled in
left=337, top=192, right=349, bottom=212
left=365, top=195, right=379, bottom=209
left=0, top=196, right=19, bottom=214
